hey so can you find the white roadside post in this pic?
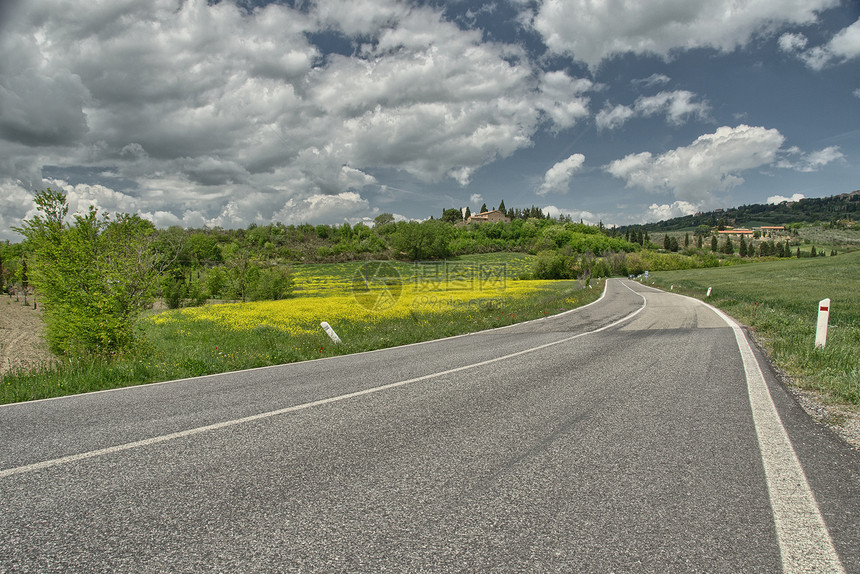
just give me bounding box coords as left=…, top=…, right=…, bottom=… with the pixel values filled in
left=706, top=287, right=712, bottom=297
left=320, top=321, right=342, bottom=344
left=815, top=298, right=831, bottom=348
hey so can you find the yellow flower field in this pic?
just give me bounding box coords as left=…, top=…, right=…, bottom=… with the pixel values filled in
left=148, top=279, right=552, bottom=337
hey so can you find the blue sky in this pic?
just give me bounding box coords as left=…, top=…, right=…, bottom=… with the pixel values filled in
left=1, top=0, right=858, bottom=240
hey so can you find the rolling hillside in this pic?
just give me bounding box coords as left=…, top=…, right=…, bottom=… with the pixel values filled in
left=630, top=190, right=859, bottom=232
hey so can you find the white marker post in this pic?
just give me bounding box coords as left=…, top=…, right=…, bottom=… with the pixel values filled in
left=815, top=298, right=830, bottom=348
left=706, top=287, right=712, bottom=297
left=320, top=321, right=342, bottom=344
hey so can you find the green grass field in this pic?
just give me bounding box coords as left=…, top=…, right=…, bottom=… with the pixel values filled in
left=648, top=250, right=860, bottom=406
left=1, top=253, right=602, bottom=404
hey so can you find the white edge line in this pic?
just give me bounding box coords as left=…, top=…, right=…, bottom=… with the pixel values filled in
left=1, top=281, right=639, bottom=478
left=652, top=286, right=844, bottom=573
left=2, top=280, right=613, bottom=408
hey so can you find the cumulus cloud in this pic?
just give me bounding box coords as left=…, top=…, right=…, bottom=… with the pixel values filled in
left=647, top=201, right=699, bottom=222
left=0, top=0, right=569, bottom=237
left=529, top=0, right=838, bottom=68
left=535, top=70, right=592, bottom=131
left=767, top=193, right=805, bottom=204
left=776, top=145, right=844, bottom=172
left=779, top=17, right=860, bottom=69
left=605, top=125, right=785, bottom=204
left=537, top=154, right=586, bottom=196
left=598, top=90, right=710, bottom=130
left=274, top=191, right=375, bottom=226
left=596, top=105, right=635, bottom=131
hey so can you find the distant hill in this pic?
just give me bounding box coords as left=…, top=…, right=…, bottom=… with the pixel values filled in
left=632, top=190, right=860, bottom=232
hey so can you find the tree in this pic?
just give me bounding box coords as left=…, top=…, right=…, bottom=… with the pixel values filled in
left=374, top=213, right=395, bottom=227
left=480, top=202, right=488, bottom=214
left=694, top=225, right=711, bottom=237
left=441, top=208, right=463, bottom=224
left=15, top=189, right=171, bottom=356
left=722, top=236, right=734, bottom=254
left=391, top=220, right=454, bottom=260
left=711, top=235, right=718, bottom=252
left=739, top=235, right=748, bottom=257
left=464, top=206, right=471, bottom=220
left=498, top=199, right=506, bottom=213
left=684, top=232, right=690, bottom=248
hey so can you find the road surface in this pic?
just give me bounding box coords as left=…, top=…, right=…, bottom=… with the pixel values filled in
left=1, top=279, right=858, bottom=572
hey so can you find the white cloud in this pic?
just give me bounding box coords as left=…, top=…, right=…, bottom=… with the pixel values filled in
left=537, top=154, right=586, bottom=196
left=632, top=74, right=671, bottom=89
left=535, top=70, right=592, bottom=131
left=274, top=191, right=375, bottom=226
left=597, top=91, right=709, bottom=130
left=767, top=193, right=805, bottom=204
left=647, top=201, right=699, bottom=222
left=596, top=105, right=635, bottom=131
left=778, top=32, right=808, bottom=53
left=0, top=0, right=561, bottom=234
left=776, top=145, right=844, bottom=172
left=828, top=17, right=860, bottom=60
left=529, top=0, right=838, bottom=68
left=779, top=17, right=860, bottom=69
left=854, top=88, right=860, bottom=99
left=635, top=91, right=711, bottom=125
left=469, top=193, right=484, bottom=206
left=605, top=125, right=785, bottom=204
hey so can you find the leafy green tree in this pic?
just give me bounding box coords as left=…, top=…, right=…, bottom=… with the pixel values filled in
left=694, top=224, right=711, bottom=237
left=373, top=213, right=394, bottom=227
left=441, top=208, right=463, bottom=224
left=248, top=265, right=294, bottom=301
left=391, top=220, right=454, bottom=260
left=15, top=189, right=169, bottom=356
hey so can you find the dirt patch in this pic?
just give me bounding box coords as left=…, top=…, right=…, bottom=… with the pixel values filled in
left=0, top=293, right=54, bottom=376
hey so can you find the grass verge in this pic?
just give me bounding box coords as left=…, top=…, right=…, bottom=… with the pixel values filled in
left=646, top=250, right=860, bottom=406
left=1, top=278, right=602, bottom=404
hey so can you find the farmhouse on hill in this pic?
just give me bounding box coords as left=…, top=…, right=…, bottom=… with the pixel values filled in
left=467, top=209, right=510, bottom=224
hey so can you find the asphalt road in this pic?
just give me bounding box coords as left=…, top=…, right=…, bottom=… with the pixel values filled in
left=1, top=279, right=858, bottom=573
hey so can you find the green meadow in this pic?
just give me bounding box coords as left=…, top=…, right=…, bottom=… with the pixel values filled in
left=648, top=250, right=860, bottom=406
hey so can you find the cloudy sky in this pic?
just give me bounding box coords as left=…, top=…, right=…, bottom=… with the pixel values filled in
left=1, top=0, right=858, bottom=240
